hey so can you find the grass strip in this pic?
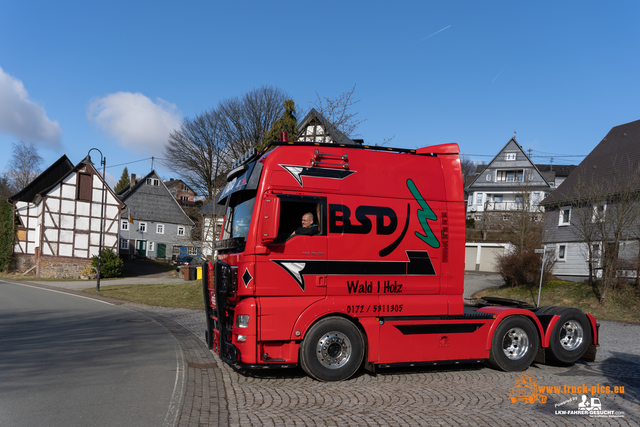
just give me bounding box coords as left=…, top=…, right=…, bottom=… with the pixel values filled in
left=475, top=280, right=640, bottom=324
left=83, top=280, right=204, bottom=310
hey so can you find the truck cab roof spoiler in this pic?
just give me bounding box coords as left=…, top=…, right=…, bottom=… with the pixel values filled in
left=257, top=141, right=460, bottom=158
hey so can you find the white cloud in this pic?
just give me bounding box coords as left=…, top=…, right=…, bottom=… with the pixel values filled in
left=0, top=66, right=62, bottom=148
left=87, top=92, right=182, bottom=154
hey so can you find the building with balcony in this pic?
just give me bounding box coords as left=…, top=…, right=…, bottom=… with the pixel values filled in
left=465, top=135, right=554, bottom=225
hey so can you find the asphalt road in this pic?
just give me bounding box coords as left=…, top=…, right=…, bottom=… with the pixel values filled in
left=0, top=280, right=185, bottom=427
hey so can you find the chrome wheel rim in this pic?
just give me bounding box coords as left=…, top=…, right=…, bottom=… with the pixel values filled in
left=502, top=327, right=529, bottom=360
left=559, top=320, right=584, bottom=351
left=316, top=331, right=352, bottom=369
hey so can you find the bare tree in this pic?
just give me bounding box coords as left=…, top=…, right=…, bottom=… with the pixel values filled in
left=460, top=156, right=483, bottom=184
left=565, top=168, right=604, bottom=286
left=163, top=86, right=289, bottom=203
left=164, top=109, right=227, bottom=203
left=312, top=84, right=364, bottom=138
left=5, top=141, right=43, bottom=191
left=567, top=158, right=640, bottom=303
left=217, top=85, right=289, bottom=160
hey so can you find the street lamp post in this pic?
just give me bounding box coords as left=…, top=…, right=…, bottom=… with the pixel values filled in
left=82, top=149, right=106, bottom=292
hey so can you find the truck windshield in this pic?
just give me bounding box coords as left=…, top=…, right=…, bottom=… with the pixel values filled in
left=222, top=192, right=256, bottom=240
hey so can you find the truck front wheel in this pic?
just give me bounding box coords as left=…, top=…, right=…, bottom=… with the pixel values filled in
left=487, top=316, right=538, bottom=371
left=299, top=317, right=364, bottom=381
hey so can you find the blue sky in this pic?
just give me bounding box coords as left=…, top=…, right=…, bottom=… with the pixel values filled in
left=1, top=1, right=639, bottom=188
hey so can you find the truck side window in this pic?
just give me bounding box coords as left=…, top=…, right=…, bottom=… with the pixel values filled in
left=274, top=196, right=326, bottom=242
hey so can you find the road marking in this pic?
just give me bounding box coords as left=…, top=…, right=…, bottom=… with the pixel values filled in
left=1, top=280, right=116, bottom=305
left=163, top=338, right=186, bottom=427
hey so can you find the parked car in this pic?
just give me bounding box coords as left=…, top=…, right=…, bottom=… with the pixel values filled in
left=173, top=255, right=200, bottom=271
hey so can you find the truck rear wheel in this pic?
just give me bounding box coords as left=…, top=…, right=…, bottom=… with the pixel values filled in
left=299, top=317, right=364, bottom=381
left=487, top=316, right=538, bottom=371
left=545, top=307, right=590, bottom=364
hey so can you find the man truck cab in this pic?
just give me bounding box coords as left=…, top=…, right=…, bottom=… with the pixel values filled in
left=203, top=141, right=598, bottom=381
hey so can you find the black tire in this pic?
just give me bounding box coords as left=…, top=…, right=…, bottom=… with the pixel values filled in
left=487, top=316, right=538, bottom=371
left=545, top=307, right=590, bottom=364
left=202, top=267, right=214, bottom=350
left=535, top=305, right=557, bottom=315
left=299, top=317, right=364, bottom=382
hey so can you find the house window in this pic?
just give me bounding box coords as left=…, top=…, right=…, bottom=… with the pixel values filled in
left=592, top=203, right=606, bottom=222
left=121, top=220, right=129, bottom=231
left=515, top=196, right=523, bottom=204
left=148, top=241, right=155, bottom=252
left=557, top=244, right=567, bottom=261
left=121, top=239, right=129, bottom=250
left=494, top=195, right=503, bottom=203
left=532, top=193, right=540, bottom=204
left=476, top=193, right=483, bottom=205
left=505, top=153, right=516, bottom=161
left=139, top=222, right=147, bottom=232
left=475, top=215, right=482, bottom=220
left=496, top=170, right=524, bottom=182
left=77, top=173, right=92, bottom=201
left=146, top=178, right=159, bottom=186
left=157, top=224, right=164, bottom=234
left=559, top=207, right=571, bottom=226
left=503, top=214, right=510, bottom=220
left=177, top=226, right=185, bottom=236
left=188, top=246, right=198, bottom=255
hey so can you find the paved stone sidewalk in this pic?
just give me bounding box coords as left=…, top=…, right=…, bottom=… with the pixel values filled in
left=16, top=276, right=640, bottom=427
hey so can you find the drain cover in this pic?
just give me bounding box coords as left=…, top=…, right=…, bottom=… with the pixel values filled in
left=188, top=362, right=217, bottom=369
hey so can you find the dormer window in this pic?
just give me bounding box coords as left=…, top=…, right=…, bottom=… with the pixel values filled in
left=496, top=170, right=524, bottom=182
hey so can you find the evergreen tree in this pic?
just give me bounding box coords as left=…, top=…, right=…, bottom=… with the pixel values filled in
left=262, top=100, right=298, bottom=149
left=114, top=167, right=130, bottom=193
left=0, top=202, right=13, bottom=272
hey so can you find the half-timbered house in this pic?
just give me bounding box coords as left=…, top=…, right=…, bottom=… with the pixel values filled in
left=8, top=155, right=124, bottom=278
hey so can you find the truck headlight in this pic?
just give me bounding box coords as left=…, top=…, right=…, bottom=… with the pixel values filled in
left=236, top=314, right=249, bottom=328
left=237, top=335, right=247, bottom=342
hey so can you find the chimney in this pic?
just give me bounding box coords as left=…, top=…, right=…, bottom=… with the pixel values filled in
left=130, top=174, right=136, bottom=189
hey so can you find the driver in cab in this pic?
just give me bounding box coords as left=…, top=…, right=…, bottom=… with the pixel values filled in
left=290, top=212, right=319, bottom=237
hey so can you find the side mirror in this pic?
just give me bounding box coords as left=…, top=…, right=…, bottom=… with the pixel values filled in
left=260, top=195, right=280, bottom=244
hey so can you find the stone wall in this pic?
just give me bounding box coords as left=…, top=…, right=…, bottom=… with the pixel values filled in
left=37, top=256, right=92, bottom=279
left=12, top=254, right=36, bottom=273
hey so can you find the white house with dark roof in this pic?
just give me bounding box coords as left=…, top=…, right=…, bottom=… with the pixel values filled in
left=465, top=135, right=554, bottom=223
left=8, top=155, right=124, bottom=278
left=118, top=171, right=198, bottom=260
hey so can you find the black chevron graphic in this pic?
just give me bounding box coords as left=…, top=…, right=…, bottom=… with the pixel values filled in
left=280, top=164, right=356, bottom=187
left=272, top=251, right=436, bottom=291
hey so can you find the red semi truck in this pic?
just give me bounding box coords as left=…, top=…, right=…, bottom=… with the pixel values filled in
left=203, top=141, right=598, bottom=381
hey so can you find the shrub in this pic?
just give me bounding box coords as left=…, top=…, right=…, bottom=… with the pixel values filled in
left=92, top=249, right=123, bottom=278
left=497, top=248, right=555, bottom=288
left=465, top=218, right=475, bottom=229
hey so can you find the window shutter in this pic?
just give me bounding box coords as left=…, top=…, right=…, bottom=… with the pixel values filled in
left=78, top=173, right=92, bottom=201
